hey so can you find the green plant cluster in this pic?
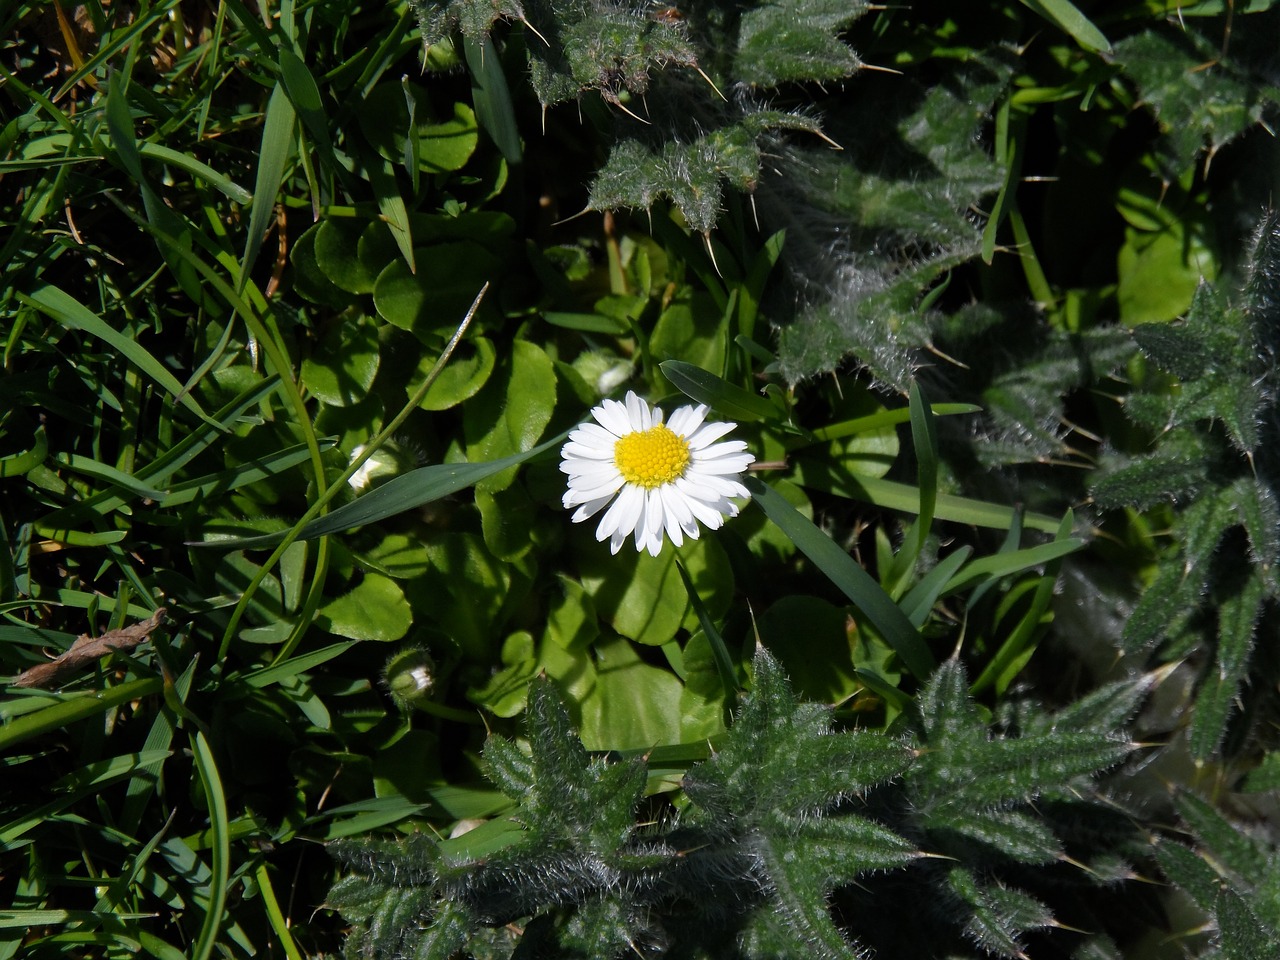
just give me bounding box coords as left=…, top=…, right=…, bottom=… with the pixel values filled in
left=329, top=648, right=1141, bottom=959
left=2, top=1, right=1280, bottom=959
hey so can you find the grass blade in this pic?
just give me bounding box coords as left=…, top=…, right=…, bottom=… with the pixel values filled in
left=198, top=433, right=567, bottom=550
left=675, top=555, right=740, bottom=715
left=0, top=678, right=163, bottom=752
left=745, top=477, right=936, bottom=679
left=23, top=284, right=218, bottom=428
left=1018, top=0, right=1111, bottom=51
left=190, top=732, right=230, bottom=960
left=240, top=82, right=296, bottom=291
left=660, top=359, right=778, bottom=421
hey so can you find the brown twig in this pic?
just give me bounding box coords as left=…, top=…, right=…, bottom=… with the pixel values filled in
left=13, top=608, right=168, bottom=689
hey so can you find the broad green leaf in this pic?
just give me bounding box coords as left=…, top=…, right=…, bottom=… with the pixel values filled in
left=314, top=217, right=399, bottom=295
left=756, top=596, right=858, bottom=703
left=317, top=573, right=413, bottom=642
left=301, top=313, right=380, bottom=406
left=576, top=636, right=688, bottom=751
left=544, top=576, right=599, bottom=652
left=651, top=294, right=728, bottom=383
left=289, top=223, right=359, bottom=306
left=577, top=532, right=687, bottom=647
left=374, top=242, right=498, bottom=341
left=420, top=101, right=480, bottom=173
left=465, top=340, right=557, bottom=493
left=414, top=335, right=496, bottom=411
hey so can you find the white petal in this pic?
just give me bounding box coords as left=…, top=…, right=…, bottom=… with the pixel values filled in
left=563, top=460, right=621, bottom=483
left=685, top=420, right=737, bottom=448
left=561, top=439, right=616, bottom=461
left=594, top=398, right=633, bottom=437
left=596, top=484, right=644, bottom=542
left=572, top=421, right=624, bottom=447
left=569, top=493, right=616, bottom=521
left=693, top=439, right=750, bottom=459
left=625, top=391, right=652, bottom=431
left=683, top=470, right=749, bottom=498
left=645, top=488, right=666, bottom=539
left=667, top=404, right=709, bottom=437
left=565, top=477, right=625, bottom=504
left=689, top=456, right=754, bottom=477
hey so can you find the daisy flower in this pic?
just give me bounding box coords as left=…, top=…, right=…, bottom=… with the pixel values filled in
left=560, top=391, right=755, bottom=557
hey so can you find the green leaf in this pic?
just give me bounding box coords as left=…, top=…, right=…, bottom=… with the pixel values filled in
left=420, top=101, right=480, bottom=173
left=660, top=359, right=778, bottom=421
left=374, top=243, right=499, bottom=341
left=465, top=340, right=557, bottom=492
left=576, top=636, right=689, bottom=751
left=745, top=477, right=936, bottom=679
left=193, top=431, right=565, bottom=549
left=301, top=313, right=380, bottom=406
left=23, top=284, right=218, bottom=428
left=1017, top=0, right=1110, bottom=51
left=317, top=573, right=412, bottom=642
left=577, top=533, right=687, bottom=647
left=413, top=335, right=496, bottom=411
left=755, top=595, right=857, bottom=703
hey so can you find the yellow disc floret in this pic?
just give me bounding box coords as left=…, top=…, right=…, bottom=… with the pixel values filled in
left=614, top=423, right=691, bottom=488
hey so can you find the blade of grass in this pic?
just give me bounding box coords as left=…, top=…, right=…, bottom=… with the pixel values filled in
left=240, top=82, right=296, bottom=291
left=254, top=863, right=305, bottom=960
left=970, top=511, right=1076, bottom=696
left=463, top=36, right=523, bottom=166
left=745, top=477, right=936, bottom=679
left=885, top=380, right=940, bottom=597
left=189, top=732, right=230, bottom=960
left=0, top=678, right=163, bottom=753
left=800, top=403, right=980, bottom=446
left=23, top=284, right=219, bottom=429
left=104, top=71, right=205, bottom=305
left=674, top=555, right=740, bottom=717
left=792, top=461, right=1064, bottom=533
left=660, top=360, right=779, bottom=421
left=366, top=153, right=415, bottom=272
left=941, top=537, right=1085, bottom=596
left=158, top=439, right=336, bottom=507
left=201, top=432, right=567, bottom=551
left=899, top=547, right=973, bottom=628
left=37, top=375, right=279, bottom=529
left=1018, top=0, right=1111, bottom=51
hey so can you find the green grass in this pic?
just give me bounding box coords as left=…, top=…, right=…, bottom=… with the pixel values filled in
left=2, top=1, right=1278, bottom=958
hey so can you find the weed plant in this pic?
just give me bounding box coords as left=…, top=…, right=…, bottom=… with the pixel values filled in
left=1, top=1, right=1278, bottom=959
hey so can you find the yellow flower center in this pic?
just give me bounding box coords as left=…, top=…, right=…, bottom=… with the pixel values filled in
left=614, top=423, right=691, bottom=489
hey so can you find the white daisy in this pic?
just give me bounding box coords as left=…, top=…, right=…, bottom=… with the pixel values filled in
left=560, top=391, right=755, bottom=557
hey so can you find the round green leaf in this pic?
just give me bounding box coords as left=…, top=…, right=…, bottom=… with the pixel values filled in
left=420, top=101, right=479, bottom=173
left=373, top=242, right=499, bottom=342
left=577, top=532, right=687, bottom=647
left=413, top=335, right=496, bottom=411
left=301, top=314, right=380, bottom=407
left=651, top=292, right=727, bottom=378
left=574, top=636, right=687, bottom=751
left=544, top=575, right=599, bottom=652
left=1118, top=224, right=1215, bottom=326
left=756, top=595, right=858, bottom=703
left=290, top=223, right=358, bottom=308
left=318, top=573, right=413, bottom=642
left=314, top=218, right=399, bottom=295
left=464, top=339, right=557, bottom=493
